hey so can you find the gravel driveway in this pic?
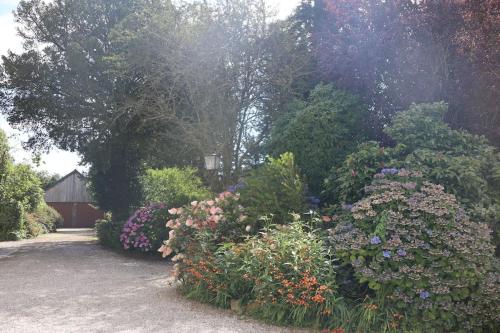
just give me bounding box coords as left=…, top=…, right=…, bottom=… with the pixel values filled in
left=0, top=229, right=306, bottom=333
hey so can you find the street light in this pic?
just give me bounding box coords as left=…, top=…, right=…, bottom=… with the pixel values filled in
left=204, top=153, right=221, bottom=171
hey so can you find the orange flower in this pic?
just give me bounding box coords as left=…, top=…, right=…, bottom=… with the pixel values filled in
left=393, top=313, right=404, bottom=320
left=364, top=303, right=378, bottom=311
left=311, top=293, right=325, bottom=303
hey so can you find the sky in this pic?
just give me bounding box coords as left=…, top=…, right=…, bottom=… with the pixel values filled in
left=0, top=0, right=300, bottom=176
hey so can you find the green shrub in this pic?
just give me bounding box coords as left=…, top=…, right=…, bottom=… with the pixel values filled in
left=324, top=102, right=500, bottom=251
left=141, top=167, right=211, bottom=207
left=239, top=152, right=306, bottom=227
left=23, top=204, right=62, bottom=238
left=3, top=164, right=44, bottom=212
left=24, top=213, right=45, bottom=238
left=95, top=214, right=123, bottom=249
left=0, top=129, right=11, bottom=184
left=268, top=84, right=372, bottom=193
left=329, top=171, right=499, bottom=331
left=0, top=199, right=25, bottom=241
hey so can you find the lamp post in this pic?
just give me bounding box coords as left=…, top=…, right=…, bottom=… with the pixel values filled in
left=204, top=153, right=222, bottom=191
left=204, top=153, right=221, bottom=171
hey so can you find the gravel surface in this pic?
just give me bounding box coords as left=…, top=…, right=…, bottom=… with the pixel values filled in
left=0, top=229, right=307, bottom=333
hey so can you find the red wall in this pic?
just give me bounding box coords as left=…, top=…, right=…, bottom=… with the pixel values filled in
left=48, top=203, right=104, bottom=228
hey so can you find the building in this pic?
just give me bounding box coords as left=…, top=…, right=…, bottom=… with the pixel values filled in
left=44, top=170, right=104, bottom=228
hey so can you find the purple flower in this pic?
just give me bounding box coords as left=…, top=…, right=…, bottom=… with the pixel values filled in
left=370, top=236, right=381, bottom=245
left=397, top=249, right=407, bottom=257
left=381, top=167, right=399, bottom=175
left=419, top=290, right=430, bottom=299
left=342, top=204, right=353, bottom=211
left=383, top=250, right=391, bottom=258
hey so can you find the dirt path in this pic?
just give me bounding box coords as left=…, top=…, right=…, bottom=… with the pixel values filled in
left=0, top=229, right=304, bottom=333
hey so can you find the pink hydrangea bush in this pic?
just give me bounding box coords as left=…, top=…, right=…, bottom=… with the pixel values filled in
left=158, top=192, right=247, bottom=274
left=120, top=203, right=170, bottom=252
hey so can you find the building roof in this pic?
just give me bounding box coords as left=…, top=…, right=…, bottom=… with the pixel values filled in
left=44, top=169, right=94, bottom=203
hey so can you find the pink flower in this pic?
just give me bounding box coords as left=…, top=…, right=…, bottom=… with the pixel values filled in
left=191, top=201, right=198, bottom=207
left=210, top=207, right=218, bottom=215
left=168, top=208, right=178, bottom=215
left=218, top=191, right=232, bottom=199
left=166, top=219, right=175, bottom=228
left=207, top=200, right=215, bottom=206
left=186, top=219, right=194, bottom=227
left=158, top=245, right=173, bottom=258
left=169, top=229, right=176, bottom=239
left=321, top=215, right=332, bottom=222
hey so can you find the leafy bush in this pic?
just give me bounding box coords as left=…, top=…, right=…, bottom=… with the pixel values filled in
left=95, top=214, right=123, bottom=249
left=329, top=171, right=499, bottom=331
left=269, top=84, right=372, bottom=193
left=0, top=199, right=25, bottom=241
left=324, top=102, right=500, bottom=251
left=24, top=204, right=63, bottom=237
left=35, top=204, right=63, bottom=232
left=0, top=129, right=49, bottom=240
left=3, top=164, right=44, bottom=212
left=141, top=167, right=211, bottom=207
left=239, top=152, right=306, bottom=227
left=120, top=203, right=170, bottom=252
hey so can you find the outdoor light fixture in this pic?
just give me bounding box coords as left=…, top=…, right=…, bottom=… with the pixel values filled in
left=204, top=153, right=221, bottom=171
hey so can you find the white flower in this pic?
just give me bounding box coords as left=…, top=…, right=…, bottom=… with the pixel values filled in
left=245, top=225, right=252, bottom=233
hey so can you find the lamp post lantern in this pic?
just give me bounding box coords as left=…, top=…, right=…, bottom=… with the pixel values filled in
left=204, top=153, right=222, bottom=192
left=204, top=153, right=221, bottom=171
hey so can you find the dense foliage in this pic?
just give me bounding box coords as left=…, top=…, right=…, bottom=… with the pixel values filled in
left=141, top=167, right=210, bottom=207
left=218, top=221, right=339, bottom=327
left=95, top=214, right=123, bottom=249
left=162, top=202, right=343, bottom=328
left=0, top=130, right=58, bottom=240
left=293, top=0, right=500, bottom=143
left=239, top=153, right=306, bottom=227
left=24, top=204, right=63, bottom=237
left=269, top=84, right=372, bottom=193
left=329, top=171, right=499, bottom=331
left=325, top=103, right=500, bottom=251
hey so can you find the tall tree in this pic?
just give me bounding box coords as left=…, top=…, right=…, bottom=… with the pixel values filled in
left=0, top=0, right=179, bottom=218
left=292, top=0, right=500, bottom=144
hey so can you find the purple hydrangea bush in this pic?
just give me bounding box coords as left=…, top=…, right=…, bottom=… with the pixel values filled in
left=329, top=170, right=499, bottom=331
left=120, top=203, right=171, bottom=252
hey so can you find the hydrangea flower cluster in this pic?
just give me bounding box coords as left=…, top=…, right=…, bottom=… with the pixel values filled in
left=159, top=192, right=247, bottom=274
left=328, top=170, right=499, bottom=331
left=120, top=203, right=170, bottom=252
